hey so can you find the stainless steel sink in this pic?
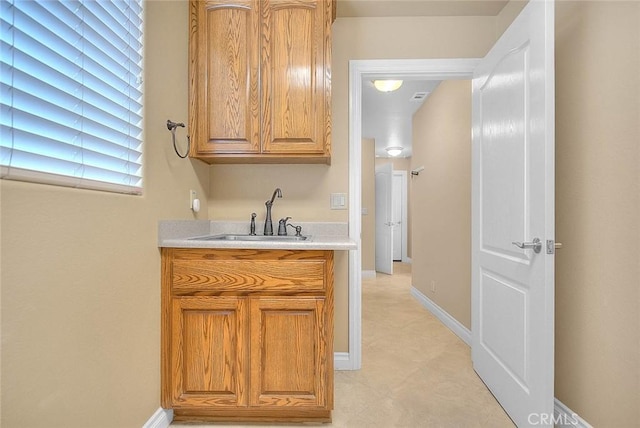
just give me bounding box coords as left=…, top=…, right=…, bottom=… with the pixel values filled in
left=190, top=234, right=309, bottom=242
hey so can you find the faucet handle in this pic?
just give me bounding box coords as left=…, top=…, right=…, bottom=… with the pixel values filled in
left=277, top=217, right=291, bottom=236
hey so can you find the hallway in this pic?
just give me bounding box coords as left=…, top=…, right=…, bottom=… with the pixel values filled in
left=172, top=263, right=514, bottom=427
left=330, top=263, right=513, bottom=427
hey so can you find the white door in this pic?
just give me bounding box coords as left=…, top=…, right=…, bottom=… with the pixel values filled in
left=471, top=1, right=555, bottom=427
left=392, top=173, right=403, bottom=261
left=375, top=163, right=393, bottom=275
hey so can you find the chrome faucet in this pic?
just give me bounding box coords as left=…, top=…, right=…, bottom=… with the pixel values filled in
left=264, top=188, right=282, bottom=235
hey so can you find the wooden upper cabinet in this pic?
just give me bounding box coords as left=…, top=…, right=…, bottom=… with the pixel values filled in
left=260, top=0, right=328, bottom=156
left=189, top=0, right=332, bottom=163
left=189, top=0, right=260, bottom=154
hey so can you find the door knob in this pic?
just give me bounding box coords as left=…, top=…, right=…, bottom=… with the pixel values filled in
left=512, top=237, right=542, bottom=253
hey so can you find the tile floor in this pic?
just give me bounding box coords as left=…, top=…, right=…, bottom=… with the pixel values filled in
left=171, top=263, right=514, bottom=427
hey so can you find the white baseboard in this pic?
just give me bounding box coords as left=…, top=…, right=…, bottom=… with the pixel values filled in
left=403, top=257, right=412, bottom=264
left=411, top=287, right=591, bottom=428
left=362, top=270, right=376, bottom=279
left=410, top=286, right=471, bottom=346
left=334, top=352, right=353, bottom=370
left=143, top=407, right=173, bottom=428
left=554, top=398, right=592, bottom=428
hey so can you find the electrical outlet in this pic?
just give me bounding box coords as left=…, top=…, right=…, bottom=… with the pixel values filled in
left=430, top=280, right=436, bottom=293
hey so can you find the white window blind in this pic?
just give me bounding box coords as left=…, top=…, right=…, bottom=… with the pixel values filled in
left=0, top=0, right=144, bottom=194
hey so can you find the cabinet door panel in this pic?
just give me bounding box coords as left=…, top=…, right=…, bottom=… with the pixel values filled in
left=190, top=0, right=259, bottom=154
left=250, top=297, right=328, bottom=407
left=171, top=297, right=248, bottom=407
left=261, top=0, right=327, bottom=154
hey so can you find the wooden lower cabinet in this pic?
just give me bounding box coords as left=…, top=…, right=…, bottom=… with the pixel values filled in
left=161, top=248, right=334, bottom=423
left=250, top=297, right=328, bottom=408
left=170, top=297, right=248, bottom=408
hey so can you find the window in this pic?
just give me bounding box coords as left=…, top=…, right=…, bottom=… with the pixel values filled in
left=1, top=0, right=144, bottom=194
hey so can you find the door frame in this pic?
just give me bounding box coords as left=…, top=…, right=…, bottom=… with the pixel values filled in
left=346, top=59, right=480, bottom=370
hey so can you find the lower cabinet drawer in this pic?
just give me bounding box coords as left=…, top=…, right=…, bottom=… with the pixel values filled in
left=168, top=249, right=329, bottom=294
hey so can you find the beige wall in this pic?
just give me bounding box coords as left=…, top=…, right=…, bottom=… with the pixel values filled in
left=0, top=2, right=209, bottom=427
left=10, top=1, right=622, bottom=426
left=410, top=80, right=472, bottom=329
left=495, top=0, right=528, bottom=38
left=361, top=139, right=376, bottom=272
left=555, top=2, right=640, bottom=425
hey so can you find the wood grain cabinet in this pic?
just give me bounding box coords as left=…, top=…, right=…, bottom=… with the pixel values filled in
left=188, top=0, right=334, bottom=164
left=161, top=248, right=334, bottom=423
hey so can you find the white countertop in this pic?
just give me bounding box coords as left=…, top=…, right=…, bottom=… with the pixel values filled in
left=158, top=220, right=357, bottom=251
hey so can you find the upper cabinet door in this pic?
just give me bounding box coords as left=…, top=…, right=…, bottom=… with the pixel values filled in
left=190, top=0, right=260, bottom=154
left=260, top=0, right=331, bottom=156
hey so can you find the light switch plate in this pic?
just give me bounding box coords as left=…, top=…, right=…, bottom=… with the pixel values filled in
left=330, top=193, right=347, bottom=210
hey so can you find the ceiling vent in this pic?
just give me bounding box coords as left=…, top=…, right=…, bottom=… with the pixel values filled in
left=411, top=92, right=428, bottom=101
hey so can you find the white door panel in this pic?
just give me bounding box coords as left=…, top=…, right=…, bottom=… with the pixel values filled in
left=392, top=173, right=402, bottom=261
left=472, top=1, right=555, bottom=426
left=375, top=163, right=393, bottom=275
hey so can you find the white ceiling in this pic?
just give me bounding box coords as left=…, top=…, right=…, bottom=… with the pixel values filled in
left=344, top=0, right=510, bottom=158
left=362, top=79, right=441, bottom=158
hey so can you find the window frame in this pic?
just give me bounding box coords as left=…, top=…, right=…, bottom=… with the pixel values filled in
left=0, top=0, right=145, bottom=195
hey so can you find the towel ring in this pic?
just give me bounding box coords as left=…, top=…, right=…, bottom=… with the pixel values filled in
left=166, top=119, right=190, bottom=159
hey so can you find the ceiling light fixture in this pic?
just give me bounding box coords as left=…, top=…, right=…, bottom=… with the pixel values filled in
left=373, top=80, right=403, bottom=92
left=386, top=146, right=403, bottom=157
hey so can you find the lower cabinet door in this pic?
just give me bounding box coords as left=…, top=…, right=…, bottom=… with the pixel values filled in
left=170, top=296, right=248, bottom=408
left=249, top=297, right=328, bottom=408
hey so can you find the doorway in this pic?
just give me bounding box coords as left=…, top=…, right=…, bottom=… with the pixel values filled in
left=346, top=59, right=480, bottom=370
